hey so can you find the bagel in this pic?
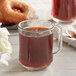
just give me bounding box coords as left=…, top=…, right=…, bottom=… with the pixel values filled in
left=0, top=0, right=36, bottom=24
left=0, top=11, right=8, bottom=24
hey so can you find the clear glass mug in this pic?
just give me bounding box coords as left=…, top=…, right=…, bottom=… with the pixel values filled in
left=51, top=0, right=76, bottom=22
left=18, top=20, right=62, bottom=70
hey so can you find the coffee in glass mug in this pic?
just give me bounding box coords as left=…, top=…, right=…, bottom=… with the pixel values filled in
left=18, top=20, right=62, bottom=70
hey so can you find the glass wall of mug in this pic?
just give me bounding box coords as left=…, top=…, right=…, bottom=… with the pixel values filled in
left=51, top=0, right=76, bottom=22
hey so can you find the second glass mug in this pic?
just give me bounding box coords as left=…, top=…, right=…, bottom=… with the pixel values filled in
left=51, top=0, right=76, bottom=22
left=18, top=20, right=62, bottom=70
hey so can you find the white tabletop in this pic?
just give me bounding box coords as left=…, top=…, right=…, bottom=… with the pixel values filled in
left=0, top=0, right=76, bottom=76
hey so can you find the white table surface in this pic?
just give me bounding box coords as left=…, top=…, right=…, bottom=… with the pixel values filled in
left=0, top=0, right=76, bottom=76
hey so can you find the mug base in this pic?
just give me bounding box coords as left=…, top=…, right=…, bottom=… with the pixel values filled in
left=52, top=17, right=74, bottom=23
left=19, top=61, right=47, bottom=71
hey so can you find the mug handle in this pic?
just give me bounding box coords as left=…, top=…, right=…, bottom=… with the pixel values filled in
left=52, top=23, right=62, bottom=54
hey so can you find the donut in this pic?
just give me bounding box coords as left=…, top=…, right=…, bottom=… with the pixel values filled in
left=0, top=0, right=36, bottom=24
left=0, top=11, right=8, bottom=24
left=0, top=11, right=5, bottom=23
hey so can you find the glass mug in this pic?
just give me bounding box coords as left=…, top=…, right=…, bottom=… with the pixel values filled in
left=52, top=0, right=76, bottom=22
left=18, top=20, right=62, bottom=70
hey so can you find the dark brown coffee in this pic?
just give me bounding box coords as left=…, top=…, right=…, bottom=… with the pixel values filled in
left=19, top=27, right=53, bottom=68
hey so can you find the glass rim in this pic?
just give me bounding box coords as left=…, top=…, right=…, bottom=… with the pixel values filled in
left=18, top=19, right=56, bottom=33
left=19, top=19, right=54, bottom=27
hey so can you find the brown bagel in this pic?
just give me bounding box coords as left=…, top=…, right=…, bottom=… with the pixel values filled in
left=0, top=11, right=8, bottom=24
left=0, top=0, right=36, bottom=24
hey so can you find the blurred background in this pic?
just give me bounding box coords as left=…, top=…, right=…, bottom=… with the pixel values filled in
left=22, top=0, right=52, bottom=20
